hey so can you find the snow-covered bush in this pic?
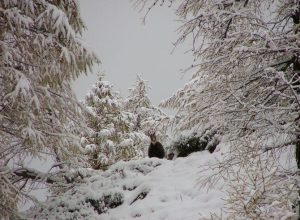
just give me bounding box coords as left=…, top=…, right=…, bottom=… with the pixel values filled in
left=216, top=137, right=298, bottom=219
left=168, top=129, right=219, bottom=158
left=0, top=175, right=19, bottom=219
left=27, top=191, right=124, bottom=220
left=25, top=158, right=164, bottom=220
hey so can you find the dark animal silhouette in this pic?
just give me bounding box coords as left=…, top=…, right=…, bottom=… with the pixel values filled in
left=147, top=130, right=165, bottom=159
left=167, top=152, right=174, bottom=160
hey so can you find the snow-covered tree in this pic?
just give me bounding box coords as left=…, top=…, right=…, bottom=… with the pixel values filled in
left=137, top=0, right=300, bottom=160
left=135, top=0, right=300, bottom=217
left=124, top=75, right=151, bottom=130
left=83, top=75, right=145, bottom=170
left=0, top=0, right=98, bottom=217
left=124, top=75, right=170, bottom=145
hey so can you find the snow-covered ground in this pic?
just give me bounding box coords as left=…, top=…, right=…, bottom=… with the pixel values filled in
left=25, top=150, right=225, bottom=220
left=25, top=135, right=298, bottom=220
left=104, top=151, right=225, bottom=220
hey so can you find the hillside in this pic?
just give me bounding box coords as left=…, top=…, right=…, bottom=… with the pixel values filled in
left=25, top=137, right=298, bottom=220
left=25, top=150, right=225, bottom=220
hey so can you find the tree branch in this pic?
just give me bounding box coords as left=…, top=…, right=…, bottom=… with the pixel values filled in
left=222, top=18, right=233, bottom=39
left=12, top=167, right=58, bottom=184
left=263, top=140, right=296, bottom=153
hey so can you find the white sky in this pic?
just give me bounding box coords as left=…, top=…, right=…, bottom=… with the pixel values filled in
left=73, top=0, right=193, bottom=105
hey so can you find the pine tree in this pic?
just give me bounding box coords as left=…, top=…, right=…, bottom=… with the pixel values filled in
left=124, top=75, right=170, bottom=145
left=0, top=0, right=98, bottom=217
left=83, top=75, right=144, bottom=169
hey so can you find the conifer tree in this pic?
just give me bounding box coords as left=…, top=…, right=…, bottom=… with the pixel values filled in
left=83, top=75, right=144, bottom=169
left=124, top=75, right=170, bottom=145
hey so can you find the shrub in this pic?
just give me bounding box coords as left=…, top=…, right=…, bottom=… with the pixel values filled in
left=86, top=192, right=124, bottom=214
left=168, top=129, right=219, bottom=158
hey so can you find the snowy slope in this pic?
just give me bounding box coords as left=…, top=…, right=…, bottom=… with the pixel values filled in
left=25, top=150, right=225, bottom=220
left=104, top=151, right=224, bottom=220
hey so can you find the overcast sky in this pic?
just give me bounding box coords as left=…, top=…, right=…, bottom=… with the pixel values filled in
left=73, top=0, right=193, bottom=105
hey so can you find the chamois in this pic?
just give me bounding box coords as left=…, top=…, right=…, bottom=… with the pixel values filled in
left=147, top=129, right=165, bottom=159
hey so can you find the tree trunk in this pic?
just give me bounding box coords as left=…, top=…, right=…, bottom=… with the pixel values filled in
left=292, top=4, right=300, bottom=169
left=292, top=4, right=300, bottom=216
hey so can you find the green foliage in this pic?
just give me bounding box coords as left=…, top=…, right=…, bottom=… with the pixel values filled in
left=29, top=191, right=124, bottom=219
left=169, top=129, right=219, bottom=158
left=86, top=192, right=124, bottom=214
left=124, top=75, right=170, bottom=145
left=83, top=75, right=146, bottom=169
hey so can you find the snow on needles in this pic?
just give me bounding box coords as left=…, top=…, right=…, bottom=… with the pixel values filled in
left=25, top=151, right=225, bottom=220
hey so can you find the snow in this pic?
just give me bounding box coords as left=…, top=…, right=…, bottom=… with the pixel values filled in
left=106, top=152, right=225, bottom=220
left=25, top=150, right=225, bottom=220
left=118, top=138, right=134, bottom=148
left=23, top=133, right=298, bottom=220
